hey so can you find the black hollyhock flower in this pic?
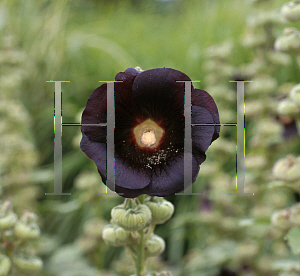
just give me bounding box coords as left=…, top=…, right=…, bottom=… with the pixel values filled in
left=80, top=68, right=220, bottom=198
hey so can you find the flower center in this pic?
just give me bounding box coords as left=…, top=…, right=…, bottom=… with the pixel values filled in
left=133, top=119, right=164, bottom=148
left=141, top=130, right=156, bottom=147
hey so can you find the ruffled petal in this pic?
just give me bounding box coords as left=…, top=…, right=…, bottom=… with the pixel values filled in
left=147, top=152, right=200, bottom=197
left=192, top=106, right=215, bottom=154
left=115, top=157, right=152, bottom=190
left=80, top=133, right=107, bottom=176
left=81, top=84, right=107, bottom=143
left=131, top=68, right=190, bottom=122
left=192, top=88, right=220, bottom=142
left=115, top=153, right=201, bottom=198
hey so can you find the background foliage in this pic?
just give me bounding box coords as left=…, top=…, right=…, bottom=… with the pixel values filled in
left=1, top=0, right=300, bottom=275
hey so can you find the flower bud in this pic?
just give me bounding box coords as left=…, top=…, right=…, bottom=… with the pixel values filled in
left=245, top=155, right=267, bottom=170
left=14, top=212, right=40, bottom=239
left=145, top=197, right=174, bottom=225
left=206, top=41, right=233, bottom=60
left=144, top=234, right=165, bottom=257
left=13, top=255, right=43, bottom=272
left=247, top=76, right=277, bottom=95
left=266, top=51, right=292, bottom=66
left=281, top=1, right=300, bottom=22
left=272, top=155, right=300, bottom=182
left=289, top=84, right=300, bottom=105
left=290, top=203, right=300, bottom=226
left=247, top=11, right=283, bottom=28
left=237, top=240, right=259, bottom=260
left=243, top=31, right=267, bottom=48
left=111, top=199, right=151, bottom=231
left=279, top=272, right=300, bottom=276
left=271, top=209, right=292, bottom=230
left=83, top=218, right=105, bottom=238
left=0, top=201, right=17, bottom=229
left=277, top=98, right=300, bottom=116
left=0, top=254, right=11, bottom=276
left=256, top=118, right=283, bottom=137
left=102, top=224, right=131, bottom=247
left=275, top=28, right=300, bottom=54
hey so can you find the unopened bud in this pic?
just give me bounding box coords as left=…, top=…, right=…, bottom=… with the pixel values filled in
left=102, top=224, right=131, bottom=247
left=145, top=197, right=174, bottom=225
left=275, top=28, right=300, bottom=54
left=13, top=255, right=43, bottom=272
left=247, top=76, right=277, bottom=95
left=272, top=155, right=300, bottom=182
left=281, top=1, right=300, bottom=22
left=0, top=254, right=11, bottom=276
left=14, top=212, right=40, bottom=239
left=111, top=199, right=151, bottom=231
left=0, top=201, right=17, bottom=229
left=237, top=240, right=259, bottom=259
left=83, top=218, right=105, bottom=238
left=289, top=84, right=300, bottom=105
left=279, top=272, right=300, bottom=276
left=271, top=209, right=292, bottom=230
left=277, top=98, right=299, bottom=116
left=290, top=203, right=300, bottom=226
left=144, top=234, right=165, bottom=257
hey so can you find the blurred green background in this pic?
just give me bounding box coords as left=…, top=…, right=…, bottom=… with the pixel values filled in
left=1, top=0, right=300, bottom=275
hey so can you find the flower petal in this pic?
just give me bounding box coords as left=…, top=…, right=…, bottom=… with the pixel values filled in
left=81, top=133, right=152, bottom=192
left=81, top=84, right=107, bottom=143
left=80, top=133, right=106, bottom=175
left=147, top=152, right=200, bottom=196
left=192, top=106, right=215, bottom=154
left=192, top=88, right=220, bottom=141
left=115, top=157, right=152, bottom=190
left=115, top=153, right=202, bottom=198
left=131, top=68, right=190, bottom=121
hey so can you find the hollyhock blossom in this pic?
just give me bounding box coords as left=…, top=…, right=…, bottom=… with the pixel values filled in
left=80, top=68, right=220, bottom=198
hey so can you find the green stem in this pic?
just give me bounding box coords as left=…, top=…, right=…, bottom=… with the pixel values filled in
left=145, top=223, right=156, bottom=241
left=136, top=229, right=145, bottom=276
left=135, top=194, right=146, bottom=276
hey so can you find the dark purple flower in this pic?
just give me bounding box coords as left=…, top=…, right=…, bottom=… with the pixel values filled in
left=80, top=68, right=220, bottom=198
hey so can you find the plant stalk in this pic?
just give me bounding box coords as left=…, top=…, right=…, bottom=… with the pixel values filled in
left=136, top=194, right=146, bottom=276
left=136, top=229, right=145, bottom=276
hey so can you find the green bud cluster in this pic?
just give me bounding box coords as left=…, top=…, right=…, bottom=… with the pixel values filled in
left=111, top=198, right=152, bottom=231
left=103, top=196, right=174, bottom=275
left=277, top=83, right=300, bottom=118
left=275, top=28, right=300, bottom=54
left=144, top=197, right=174, bottom=225
left=0, top=201, right=42, bottom=275
left=272, top=155, right=300, bottom=182
left=289, top=84, right=300, bottom=105
left=271, top=209, right=292, bottom=230
left=289, top=203, right=300, bottom=226
left=144, top=234, right=165, bottom=258
left=271, top=203, right=300, bottom=231
left=102, top=224, right=131, bottom=247
left=281, top=1, right=300, bottom=22
left=14, top=212, right=40, bottom=239
left=0, top=254, right=11, bottom=276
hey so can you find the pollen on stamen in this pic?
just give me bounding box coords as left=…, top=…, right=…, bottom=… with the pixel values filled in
left=133, top=118, right=164, bottom=148
left=141, top=130, right=156, bottom=147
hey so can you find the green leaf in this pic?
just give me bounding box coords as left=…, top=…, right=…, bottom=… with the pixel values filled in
left=284, top=226, right=300, bottom=255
